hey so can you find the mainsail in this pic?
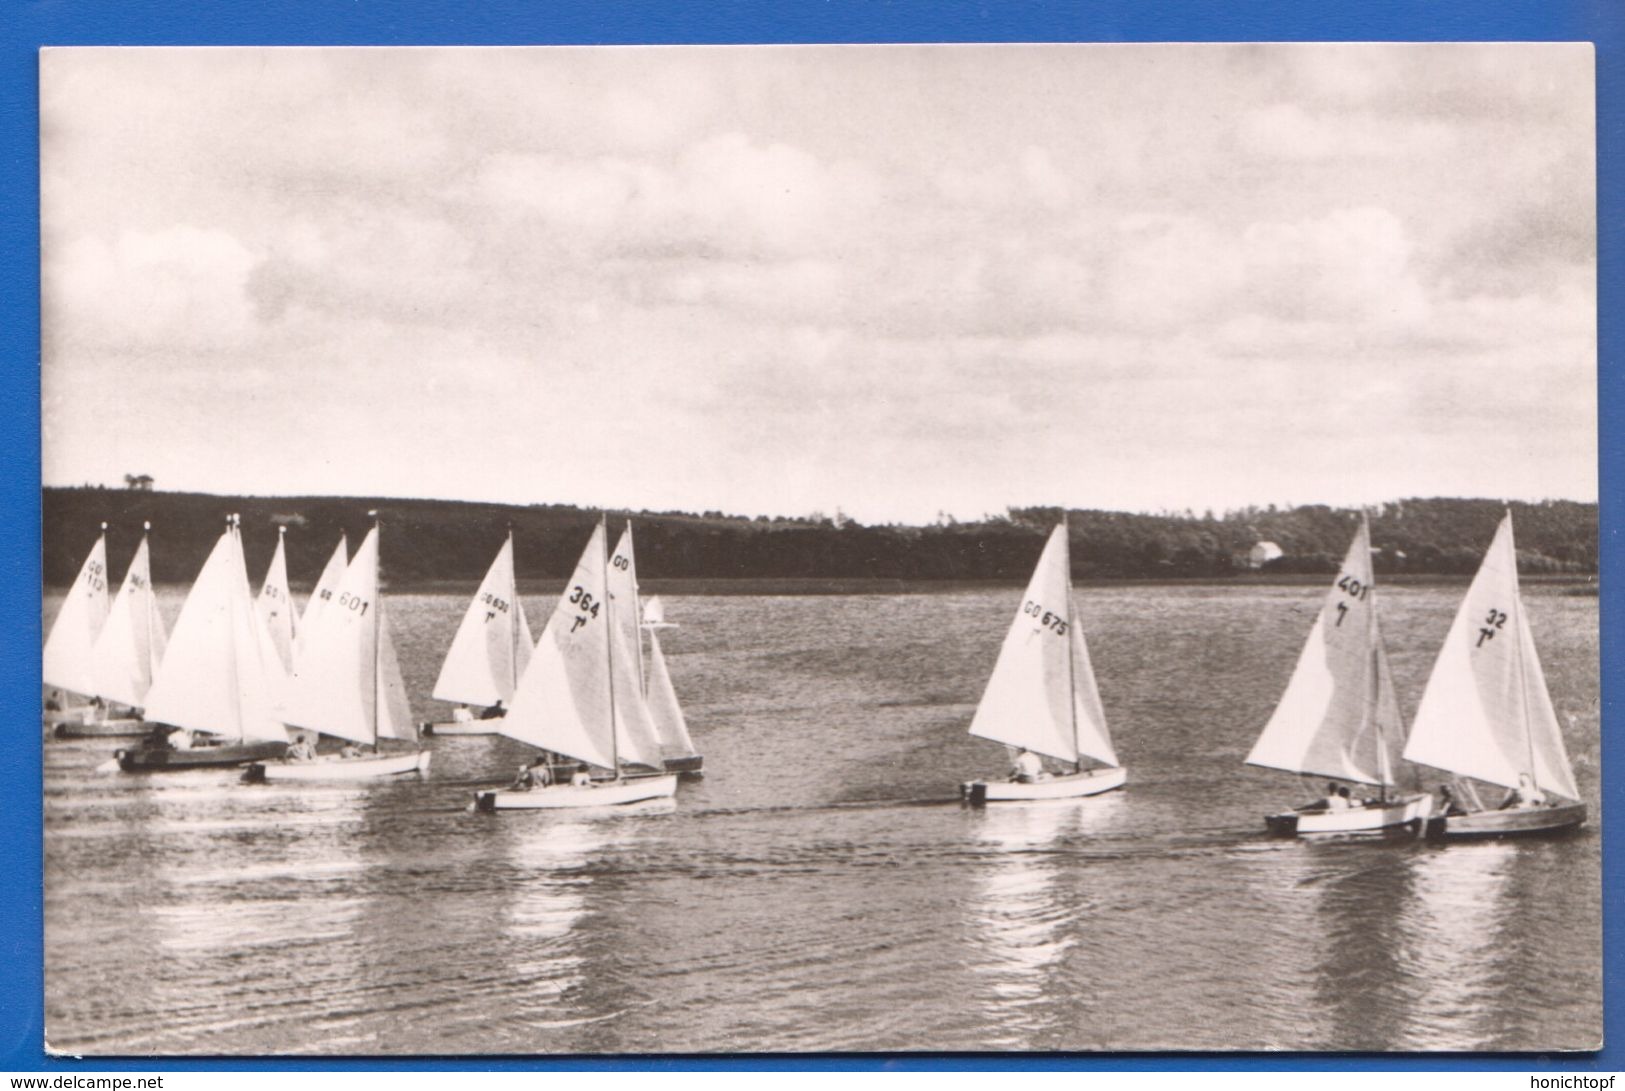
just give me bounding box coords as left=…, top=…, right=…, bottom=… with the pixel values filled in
left=283, top=525, right=416, bottom=746
left=431, top=533, right=533, bottom=708
left=90, top=524, right=168, bottom=709
left=1403, top=513, right=1580, bottom=801
left=497, top=521, right=665, bottom=771
left=968, top=522, right=1117, bottom=767
left=257, top=526, right=297, bottom=671
left=1245, top=517, right=1403, bottom=787
left=142, top=519, right=288, bottom=742
left=43, top=526, right=111, bottom=697
left=298, top=533, right=350, bottom=652
left=607, top=525, right=666, bottom=767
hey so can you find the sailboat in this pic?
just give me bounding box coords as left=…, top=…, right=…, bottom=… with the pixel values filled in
left=475, top=519, right=678, bottom=811
left=609, top=525, right=703, bottom=774
left=1402, top=511, right=1586, bottom=839
left=114, top=515, right=291, bottom=771
left=256, top=525, right=297, bottom=672
left=422, top=531, right=533, bottom=735
left=1245, top=516, right=1431, bottom=836
left=959, top=520, right=1125, bottom=804
left=249, top=517, right=430, bottom=782
left=59, top=523, right=170, bottom=738
left=43, top=524, right=111, bottom=727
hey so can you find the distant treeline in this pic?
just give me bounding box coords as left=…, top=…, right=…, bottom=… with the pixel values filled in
left=41, top=487, right=1597, bottom=588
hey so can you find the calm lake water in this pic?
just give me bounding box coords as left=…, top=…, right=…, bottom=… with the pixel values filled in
left=43, top=582, right=1601, bottom=1054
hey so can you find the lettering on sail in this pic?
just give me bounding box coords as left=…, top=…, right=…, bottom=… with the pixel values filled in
left=1331, top=572, right=1369, bottom=627
left=336, top=590, right=370, bottom=616
left=1477, top=607, right=1508, bottom=648
left=1021, top=600, right=1068, bottom=636
left=611, top=553, right=630, bottom=571
left=568, top=585, right=601, bottom=633
left=84, top=560, right=106, bottom=594
left=480, top=591, right=511, bottom=623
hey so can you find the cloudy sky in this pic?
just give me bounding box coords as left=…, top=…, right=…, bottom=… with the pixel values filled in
left=41, top=44, right=1595, bottom=524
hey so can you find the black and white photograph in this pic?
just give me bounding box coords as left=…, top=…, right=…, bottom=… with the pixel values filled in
left=40, top=43, right=1599, bottom=1054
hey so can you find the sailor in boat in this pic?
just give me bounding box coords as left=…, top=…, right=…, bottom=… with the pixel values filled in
left=1499, top=774, right=1547, bottom=810
left=509, top=756, right=553, bottom=791
left=451, top=705, right=475, bottom=725
left=167, top=727, right=194, bottom=751
left=287, top=734, right=318, bottom=763
left=570, top=763, right=593, bottom=788
left=1436, top=784, right=1467, bottom=817
left=1319, top=783, right=1349, bottom=811
left=338, top=741, right=364, bottom=760
left=480, top=700, right=505, bottom=721
left=1010, top=749, right=1047, bottom=784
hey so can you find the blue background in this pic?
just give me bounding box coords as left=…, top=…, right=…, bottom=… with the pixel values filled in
left=2, top=0, right=1618, bottom=1073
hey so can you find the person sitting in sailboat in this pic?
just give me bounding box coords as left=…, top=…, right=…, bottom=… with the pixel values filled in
left=1499, top=774, right=1547, bottom=810
left=338, top=742, right=363, bottom=760
left=451, top=705, right=475, bottom=724
left=1319, top=782, right=1349, bottom=811
left=510, top=757, right=552, bottom=791
left=570, top=763, right=593, bottom=788
left=167, top=727, right=193, bottom=751
left=480, top=700, right=505, bottom=721
left=287, top=735, right=318, bottom=762
left=1010, top=749, right=1047, bottom=784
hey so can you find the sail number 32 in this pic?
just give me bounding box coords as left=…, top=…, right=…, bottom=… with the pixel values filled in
left=1477, top=608, right=1508, bottom=648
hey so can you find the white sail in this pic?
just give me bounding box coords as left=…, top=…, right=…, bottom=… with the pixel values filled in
left=256, top=527, right=296, bottom=672
left=643, top=595, right=671, bottom=627
left=647, top=628, right=699, bottom=758
left=1403, top=513, right=1580, bottom=801
left=142, top=522, right=289, bottom=742
left=284, top=525, right=414, bottom=746
left=606, top=525, right=666, bottom=767
left=431, top=534, right=533, bottom=708
left=1245, top=517, right=1402, bottom=786
left=90, top=527, right=168, bottom=708
left=298, top=533, right=349, bottom=648
left=968, top=523, right=1116, bottom=767
left=497, top=522, right=665, bottom=771
left=44, top=528, right=111, bottom=697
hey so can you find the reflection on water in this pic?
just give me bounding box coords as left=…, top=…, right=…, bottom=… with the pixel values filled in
left=1395, top=842, right=1517, bottom=1050
left=965, top=796, right=1121, bottom=1048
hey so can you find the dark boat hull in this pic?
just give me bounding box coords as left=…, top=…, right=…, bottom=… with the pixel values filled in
left=1425, top=801, right=1587, bottom=841
left=664, top=754, right=703, bottom=777
left=116, top=741, right=289, bottom=772
left=54, top=718, right=147, bottom=739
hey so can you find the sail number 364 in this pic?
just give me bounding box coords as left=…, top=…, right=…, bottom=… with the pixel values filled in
left=568, top=585, right=601, bottom=632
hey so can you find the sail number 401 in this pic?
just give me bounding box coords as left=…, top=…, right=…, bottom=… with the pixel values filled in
left=1331, top=574, right=1369, bottom=627
left=1022, top=600, right=1068, bottom=636
left=568, top=585, right=601, bottom=632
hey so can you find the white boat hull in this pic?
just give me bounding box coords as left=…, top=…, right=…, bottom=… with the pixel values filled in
left=421, top=718, right=502, bottom=736
left=1268, top=792, right=1432, bottom=837
left=246, top=750, right=432, bottom=782
left=476, top=774, right=679, bottom=811
left=962, top=765, right=1127, bottom=804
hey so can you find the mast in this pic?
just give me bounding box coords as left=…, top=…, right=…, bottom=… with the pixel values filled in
left=603, top=515, right=619, bottom=778
left=371, top=511, right=382, bottom=749
left=226, top=515, right=243, bottom=742
left=1062, top=515, right=1080, bottom=773
left=142, top=521, right=154, bottom=698
left=1506, top=510, right=1540, bottom=793
left=1363, top=515, right=1388, bottom=802
left=508, top=524, right=519, bottom=697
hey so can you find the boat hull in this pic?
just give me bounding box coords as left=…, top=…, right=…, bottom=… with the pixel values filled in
left=116, top=741, right=289, bottom=772
left=1266, top=792, right=1432, bottom=837
left=664, top=754, right=704, bottom=776
left=961, top=765, right=1127, bottom=805
left=420, top=718, right=502, bottom=736
left=54, top=718, right=147, bottom=739
left=1425, top=801, right=1587, bottom=841
left=245, top=750, right=432, bottom=783
left=476, top=774, right=679, bottom=811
